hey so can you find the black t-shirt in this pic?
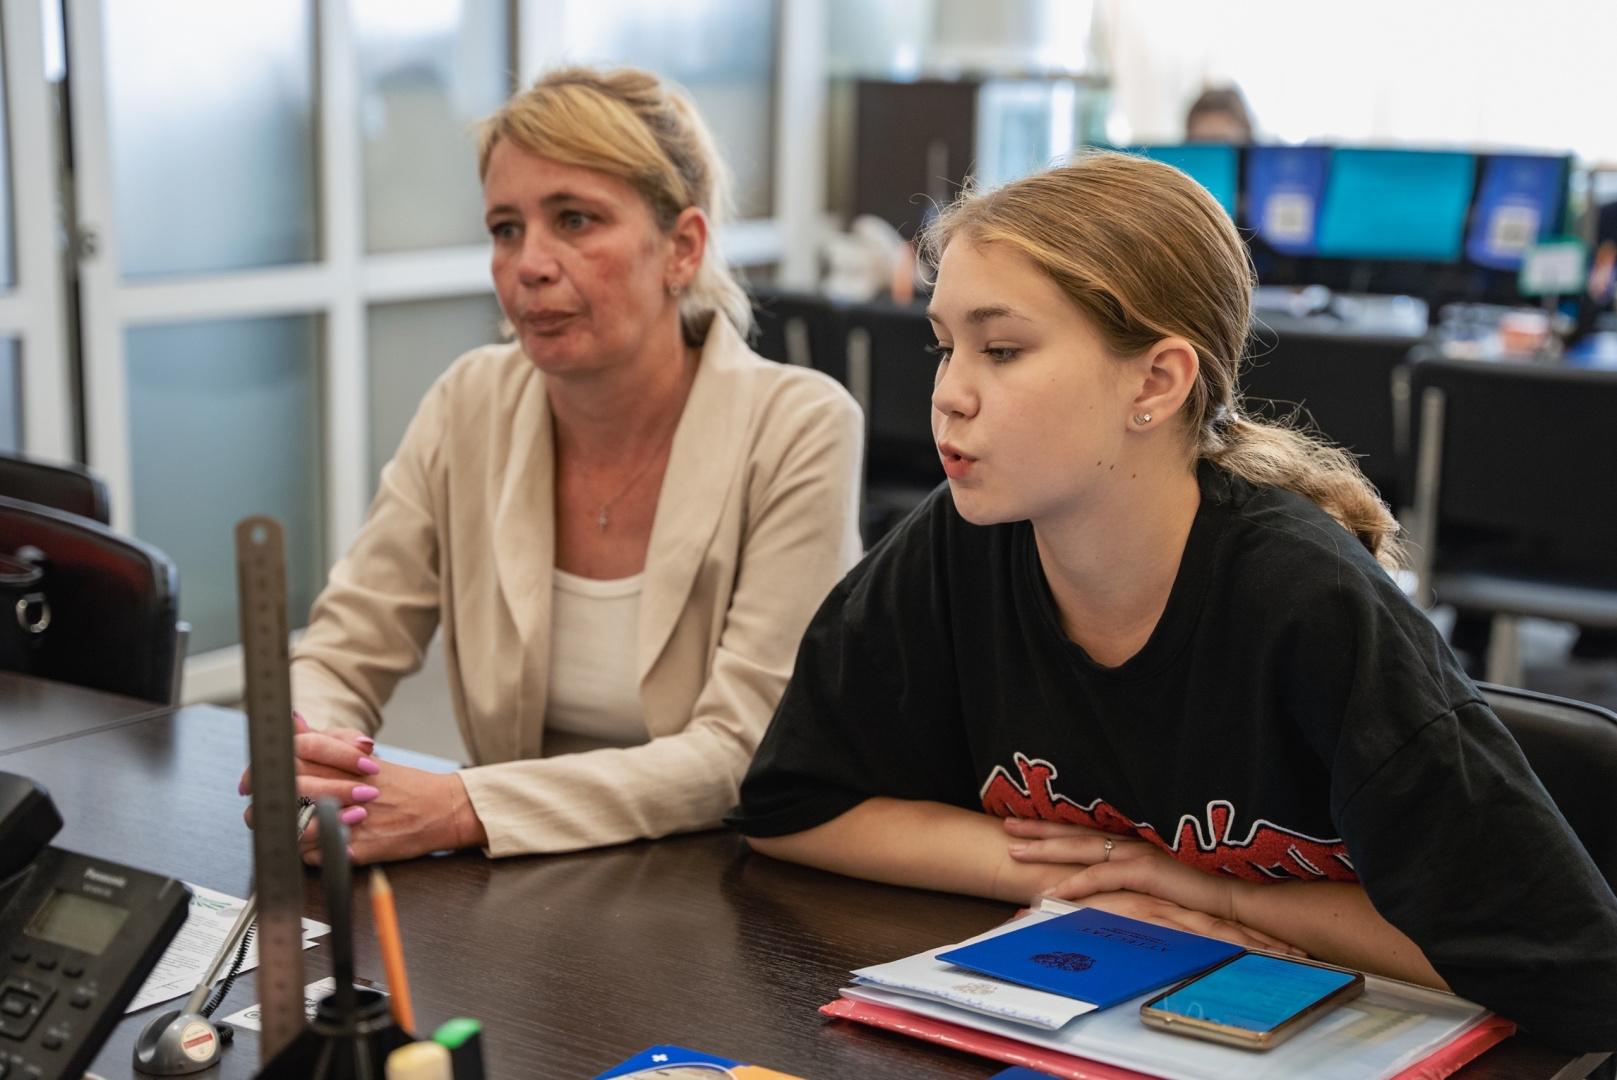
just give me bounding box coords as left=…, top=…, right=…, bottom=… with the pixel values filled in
left=729, top=462, right=1617, bottom=1051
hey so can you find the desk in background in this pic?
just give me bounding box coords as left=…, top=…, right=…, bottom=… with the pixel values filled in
left=0, top=678, right=1600, bottom=1080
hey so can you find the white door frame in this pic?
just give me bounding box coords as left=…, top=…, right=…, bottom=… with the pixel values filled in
left=0, top=0, right=73, bottom=461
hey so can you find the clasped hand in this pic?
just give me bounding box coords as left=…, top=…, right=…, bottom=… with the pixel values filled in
left=1004, top=817, right=1303, bottom=955
left=237, top=713, right=478, bottom=865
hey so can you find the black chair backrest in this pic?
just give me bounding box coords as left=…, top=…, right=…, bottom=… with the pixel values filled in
left=0, top=495, right=179, bottom=703
left=1409, top=357, right=1617, bottom=588
left=844, top=301, right=943, bottom=488
left=0, top=452, right=111, bottom=525
left=1480, top=682, right=1617, bottom=892
left=749, top=289, right=848, bottom=384
left=1241, top=316, right=1418, bottom=508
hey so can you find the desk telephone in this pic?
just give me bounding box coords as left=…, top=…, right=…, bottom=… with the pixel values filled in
left=0, top=770, right=189, bottom=1080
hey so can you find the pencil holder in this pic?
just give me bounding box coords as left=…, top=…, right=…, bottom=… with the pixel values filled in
left=253, top=799, right=413, bottom=1080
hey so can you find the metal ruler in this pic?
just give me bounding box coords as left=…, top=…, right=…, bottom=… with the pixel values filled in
left=234, top=516, right=306, bottom=1064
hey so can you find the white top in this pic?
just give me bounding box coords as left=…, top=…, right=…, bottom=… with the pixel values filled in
left=544, top=568, right=650, bottom=747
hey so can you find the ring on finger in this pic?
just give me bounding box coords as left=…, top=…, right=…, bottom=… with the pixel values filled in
left=1103, top=838, right=1114, bottom=862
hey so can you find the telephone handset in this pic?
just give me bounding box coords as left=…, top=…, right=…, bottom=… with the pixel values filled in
left=0, top=770, right=190, bottom=1080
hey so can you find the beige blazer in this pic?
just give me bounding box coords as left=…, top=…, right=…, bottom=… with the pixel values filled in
left=290, top=317, right=864, bottom=856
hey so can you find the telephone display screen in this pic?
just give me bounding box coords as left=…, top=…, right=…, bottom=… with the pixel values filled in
left=25, top=890, right=130, bottom=956
left=1152, top=953, right=1357, bottom=1032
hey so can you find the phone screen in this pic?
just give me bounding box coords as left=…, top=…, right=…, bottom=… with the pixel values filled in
left=1152, top=953, right=1357, bottom=1032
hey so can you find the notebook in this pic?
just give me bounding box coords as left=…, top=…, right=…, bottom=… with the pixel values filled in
left=937, top=908, right=1244, bottom=1010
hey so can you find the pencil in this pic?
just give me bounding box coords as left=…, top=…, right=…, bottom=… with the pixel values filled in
left=370, top=866, right=416, bottom=1034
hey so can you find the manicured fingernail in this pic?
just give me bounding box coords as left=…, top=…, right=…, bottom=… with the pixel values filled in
left=237, top=777, right=247, bottom=796
left=355, top=756, right=381, bottom=775
left=352, top=784, right=380, bottom=803
left=347, top=846, right=356, bottom=861
left=293, top=711, right=309, bottom=731
left=341, top=806, right=367, bottom=825
left=356, top=736, right=375, bottom=752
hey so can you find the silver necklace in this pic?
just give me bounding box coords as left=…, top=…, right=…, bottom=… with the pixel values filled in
left=570, top=416, right=680, bottom=532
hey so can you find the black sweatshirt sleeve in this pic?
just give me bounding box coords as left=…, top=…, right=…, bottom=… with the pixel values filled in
left=727, top=491, right=980, bottom=836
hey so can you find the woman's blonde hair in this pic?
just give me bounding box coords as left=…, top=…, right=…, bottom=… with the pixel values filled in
left=477, top=66, right=752, bottom=346
left=923, top=152, right=1402, bottom=569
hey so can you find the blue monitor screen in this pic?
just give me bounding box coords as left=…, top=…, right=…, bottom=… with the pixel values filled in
left=1136, top=144, right=1239, bottom=217
left=1153, top=953, right=1358, bottom=1033
left=1465, top=154, right=1567, bottom=271
left=1245, top=146, right=1331, bottom=255
left=1314, top=148, right=1476, bottom=262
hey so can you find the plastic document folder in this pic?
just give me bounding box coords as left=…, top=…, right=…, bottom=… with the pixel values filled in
left=1465, top=154, right=1567, bottom=271
left=1314, top=148, right=1476, bottom=262
left=1245, top=146, right=1331, bottom=255
left=828, top=905, right=1510, bottom=1080
left=1136, top=145, right=1239, bottom=217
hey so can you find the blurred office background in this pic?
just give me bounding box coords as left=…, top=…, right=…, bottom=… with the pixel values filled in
left=1, top=0, right=1614, bottom=758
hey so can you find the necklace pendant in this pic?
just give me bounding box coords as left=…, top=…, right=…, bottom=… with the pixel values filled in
left=597, top=507, right=609, bottom=532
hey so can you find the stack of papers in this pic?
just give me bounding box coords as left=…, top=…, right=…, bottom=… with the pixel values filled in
left=834, top=901, right=1501, bottom=1080
left=126, top=883, right=330, bottom=1014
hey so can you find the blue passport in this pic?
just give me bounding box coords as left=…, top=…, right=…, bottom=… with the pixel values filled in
left=937, top=908, right=1243, bottom=1010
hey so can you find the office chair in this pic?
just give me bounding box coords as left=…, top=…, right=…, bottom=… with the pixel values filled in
left=1480, top=683, right=1617, bottom=893
left=1406, top=357, right=1617, bottom=685
left=0, top=451, right=112, bottom=525
left=841, top=301, right=943, bottom=542
left=748, top=289, right=849, bottom=384
left=1241, top=314, right=1420, bottom=510
left=0, top=494, right=183, bottom=704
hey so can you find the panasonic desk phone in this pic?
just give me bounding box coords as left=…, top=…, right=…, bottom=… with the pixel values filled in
left=0, top=770, right=189, bottom=1080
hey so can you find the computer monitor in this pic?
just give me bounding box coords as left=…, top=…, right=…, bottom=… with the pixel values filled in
left=1465, top=154, right=1569, bottom=271
left=1244, top=146, right=1331, bottom=255
left=1314, top=148, right=1476, bottom=262
left=1135, top=144, right=1239, bottom=217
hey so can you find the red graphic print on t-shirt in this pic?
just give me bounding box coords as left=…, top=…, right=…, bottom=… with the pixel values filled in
left=980, top=753, right=1358, bottom=884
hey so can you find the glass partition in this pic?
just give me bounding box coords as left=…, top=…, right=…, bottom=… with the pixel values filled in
left=354, top=0, right=511, bottom=253
left=367, top=294, right=503, bottom=489
left=0, top=340, right=18, bottom=453
left=103, top=0, right=317, bottom=277
left=556, top=0, right=778, bottom=219
left=126, top=315, right=324, bottom=652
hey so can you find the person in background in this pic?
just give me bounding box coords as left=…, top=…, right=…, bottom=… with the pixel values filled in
left=240, top=67, right=864, bottom=863
left=1185, top=86, right=1253, bottom=143
left=728, top=153, right=1617, bottom=1052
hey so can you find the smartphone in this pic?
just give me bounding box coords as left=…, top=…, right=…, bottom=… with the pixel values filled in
left=1139, top=952, right=1365, bottom=1050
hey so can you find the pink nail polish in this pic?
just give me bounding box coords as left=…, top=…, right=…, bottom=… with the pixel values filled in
left=352, top=784, right=380, bottom=803
left=347, top=846, right=356, bottom=861
left=356, top=736, right=375, bottom=752
left=237, top=777, right=247, bottom=796
left=341, top=806, right=367, bottom=825
left=355, top=756, right=381, bottom=776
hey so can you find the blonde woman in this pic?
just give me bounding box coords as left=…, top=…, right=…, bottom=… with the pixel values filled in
left=240, top=68, right=863, bottom=862
left=729, top=154, right=1617, bottom=1051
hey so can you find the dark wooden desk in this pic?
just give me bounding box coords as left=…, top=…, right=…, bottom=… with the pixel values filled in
left=0, top=670, right=166, bottom=753
left=0, top=706, right=1599, bottom=1080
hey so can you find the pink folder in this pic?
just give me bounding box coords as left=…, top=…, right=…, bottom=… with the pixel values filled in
left=820, top=997, right=1517, bottom=1080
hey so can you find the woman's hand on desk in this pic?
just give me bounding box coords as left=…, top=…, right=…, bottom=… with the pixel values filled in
left=299, top=762, right=487, bottom=865
left=1004, top=817, right=1304, bottom=955
left=238, top=714, right=381, bottom=827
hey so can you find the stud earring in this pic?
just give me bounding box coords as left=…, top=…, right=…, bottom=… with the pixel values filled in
left=1132, top=413, right=1152, bottom=426
left=668, top=282, right=683, bottom=298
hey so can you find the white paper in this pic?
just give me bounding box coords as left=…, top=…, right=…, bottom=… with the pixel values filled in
left=125, top=884, right=332, bottom=1014
left=219, top=977, right=384, bottom=1032
left=841, top=976, right=1489, bottom=1080
left=853, top=910, right=1098, bottom=1029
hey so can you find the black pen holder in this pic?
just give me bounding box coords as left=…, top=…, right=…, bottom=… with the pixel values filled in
left=253, top=989, right=412, bottom=1080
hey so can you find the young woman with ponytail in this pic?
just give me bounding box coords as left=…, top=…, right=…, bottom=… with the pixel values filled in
left=729, top=153, right=1617, bottom=1051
